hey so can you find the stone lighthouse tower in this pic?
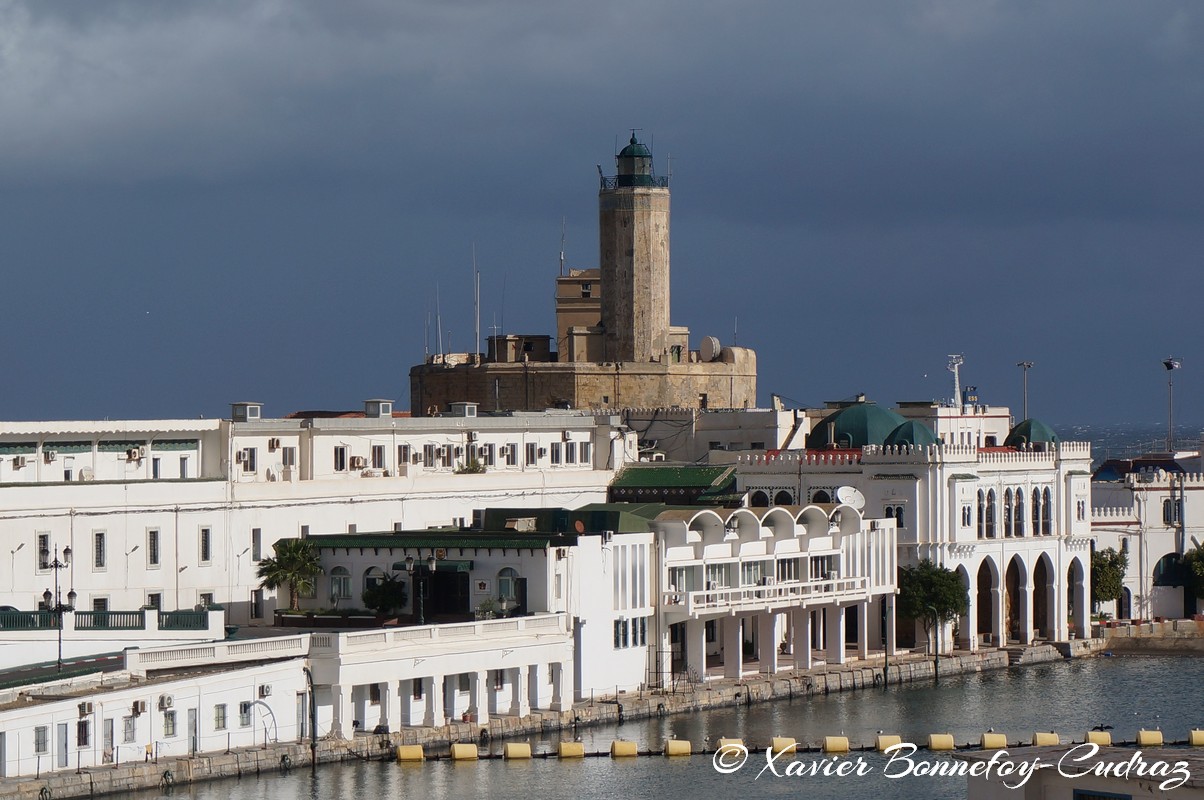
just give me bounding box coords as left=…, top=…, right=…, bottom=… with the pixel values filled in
left=598, top=135, right=671, bottom=363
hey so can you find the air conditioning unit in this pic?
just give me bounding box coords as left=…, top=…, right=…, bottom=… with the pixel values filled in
left=349, top=455, right=366, bottom=469
left=138, top=446, right=147, bottom=458
left=235, top=450, right=245, bottom=463
left=132, top=700, right=147, bottom=716
left=158, top=694, right=174, bottom=710
left=706, top=581, right=718, bottom=591
left=126, top=448, right=140, bottom=462
left=759, top=576, right=777, bottom=586
left=12, top=456, right=27, bottom=469
left=78, top=701, right=94, bottom=717
left=467, top=431, right=478, bottom=442
left=411, top=453, right=422, bottom=464
left=44, top=450, right=58, bottom=463
left=538, top=447, right=548, bottom=457
left=258, top=685, right=272, bottom=698
left=268, top=437, right=281, bottom=451
left=562, top=431, right=572, bottom=441
left=556, top=548, right=567, bottom=560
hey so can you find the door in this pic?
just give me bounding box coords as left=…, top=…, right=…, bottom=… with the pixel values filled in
left=514, top=578, right=528, bottom=615
left=102, top=718, right=114, bottom=764
left=187, top=708, right=198, bottom=754
left=56, top=723, right=68, bottom=768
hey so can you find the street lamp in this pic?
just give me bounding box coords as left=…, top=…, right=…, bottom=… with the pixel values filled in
left=1016, top=361, right=1034, bottom=420
left=1163, top=357, right=1182, bottom=451
left=403, top=553, right=438, bottom=626
left=40, top=545, right=76, bottom=673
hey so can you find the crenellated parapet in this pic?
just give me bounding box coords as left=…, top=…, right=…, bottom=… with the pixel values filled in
left=739, top=451, right=862, bottom=467
left=1123, top=469, right=1204, bottom=488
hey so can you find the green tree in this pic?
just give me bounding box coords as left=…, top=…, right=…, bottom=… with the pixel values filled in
left=362, top=573, right=409, bottom=616
left=897, top=560, right=968, bottom=653
left=1091, top=547, right=1127, bottom=610
left=256, top=538, right=323, bottom=612
left=1182, top=546, right=1204, bottom=601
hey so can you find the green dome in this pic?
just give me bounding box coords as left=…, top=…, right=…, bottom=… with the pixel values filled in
left=1004, top=418, right=1059, bottom=448
left=884, top=420, right=939, bottom=448
left=618, top=135, right=652, bottom=158
left=807, top=403, right=908, bottom=449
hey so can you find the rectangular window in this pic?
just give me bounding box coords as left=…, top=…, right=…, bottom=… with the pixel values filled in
left=34, top=725, right=48, bottom=754
left=565, top=442, right=576, bottom=464
left=251, top=589, right=264, bottom=619
left=614, top=619, right=624, bottom=649
left=146, top=592, right=161, bottom=610
left=458, top=673, right=470, bottom=692
left=398, top=444, right=411, bottom=466
left=372, top=444, right=385, bottom=470
left=200, top=528, right=212, bottom=563
left=525, top=443, right=538, bottom=466
left=251, top=528, right=262, bottom=561
left=37, top=532, right=51, bottom=570
left=151, top=457, right=161, bottom=479
left=505, top=443, right=517, bottom=466
left=440, top=445, right=453, bottom=468
left=92, top=597, right=109, bottom=612
left=412, top=679, right=424, bottom=700
left=242, top=448, right=257, bottom=473
left=76, top=720, right=90, bottom=747
left=199, top=592, right=214, bottom=608
left=93, top=531, right=107, bottom=569
left=334, top=446, right=347, bottom=472
left=369, top=684, right=381, bottom=705
left=179, top=455, right=189, bottom=478
left=239, top=701, right=253, bottom=727
left=214, top=704, right=227, bottom=731
left=550, top=442, right=562, bottom=465
left=482, top=443, right=495, bottom=466
left=147, top=529, right=160, bottom=567
left=163, top=711, right=177, bottom=738
left=493, top=669, right=505, bottom=690
left=122, top=716, right=135, bottom=744
left=281, top=447, right=296, bottom=468
left=423, top=444, right=437, bottom=468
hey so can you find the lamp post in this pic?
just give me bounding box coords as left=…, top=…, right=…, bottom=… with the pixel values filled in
left=404, top=553, right=438, bottom=625
left=1016, top=361, right=1034, bottom=420
left=927, top=603, right=940, bottom=680
left=40, top=545, right=76, bottom=673
left=1163, top=358, right=1181, bottom=451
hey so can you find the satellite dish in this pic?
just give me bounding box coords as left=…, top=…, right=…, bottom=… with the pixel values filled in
left=700, top=336, right=721, bottom=363
left=835, top=486, right=865, bottom=510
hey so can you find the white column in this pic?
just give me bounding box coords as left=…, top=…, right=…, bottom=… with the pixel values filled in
left=381, top=681, right=401, bottom=731
left=1049, top=579, right=1064, bottom=641
left=331, top=684, right=353, bottom=739
left=856, top=601, right=869, bottom=660
left=472, top=671, right=490, bottom=724
left=400, top=680, right=415, bottom=726
left=992, top=587, right=1005, bottom=646
left=551, top=661, right=573, bottom=710
left=964, top=584, right=978, bottom=652
left=424, top=675, right=445, bottom=728
left=792, top=607, right=812, bottom=670
left=528, top=664, right=543, bottom=711
left=758, top=613, right=779, bottom=674
left=723, top=616, right=743, bottom=679
left=825, top=605, right=846, bottom=665
left=1019, top=583, right=1034, bottom=645
left=510, top=666, right=529, bottom=716
left=1073, top=574, right=1089, bottom=639
left=685, top=618, right=707, bottom=682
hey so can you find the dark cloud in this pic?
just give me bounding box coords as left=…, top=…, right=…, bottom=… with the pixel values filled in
left=0, top=0, right=1201, bottom=423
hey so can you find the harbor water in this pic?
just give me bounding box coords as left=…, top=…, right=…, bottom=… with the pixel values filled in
left=118, top=654, right=1204, bottom=800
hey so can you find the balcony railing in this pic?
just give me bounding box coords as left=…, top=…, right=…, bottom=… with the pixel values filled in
left=661, top=576, right=870, bottom=616
left=159, top=610, right=209, bottom=630
left=74, top=610, right=146, bottom=630
left=0, top=610, right=58, bottom=629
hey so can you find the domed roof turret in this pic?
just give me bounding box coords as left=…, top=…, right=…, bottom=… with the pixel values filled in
left=614, top=134, right=657, bottom=188
left=1003, top=418, right=1059, bottom=448
left=807, top=402, right=908, bottom=449
left=884, top=420, right=939, bottom=448
left=618, top=135, right=652, bottom=159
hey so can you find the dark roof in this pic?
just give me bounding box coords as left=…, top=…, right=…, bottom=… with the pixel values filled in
left=883, top=420, right=938, bottom=448
left=611, top=465, right=735, bottom=489
left=1003, top=418, right=1059, bottom=448
left=807, top=402, right=907, bottom=449
left=305, top=531, right=575, bottom=551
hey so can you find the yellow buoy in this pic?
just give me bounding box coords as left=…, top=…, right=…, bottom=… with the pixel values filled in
left=450, top=743, right=479, bottom=761
left=1085, top=730, right=1112, bottom=746
left=822, top=736, right=850, bottom=754
left=928, top=734, right=955, bottom=752
left=770, top=737, right=797, bottom=755
left=717, top=737, right=744, bottom=750
left=1136, top=730, right=1163, bottom=747
left=1189, top=730, right=1204, bottom=747
left=980, top=733, right=1007, bottom=750
left=395, top=744, right=425, bottom=762
left=557, top=741, right=585, bottom=758
left=1032, top=732, right=1060, bottom=747
left=610, top=740, right=638, bottom=758
left=503, top=743, right=532, bottom=760
left=875, top=734, right=902, bottom=752
left=663, top=739, right=692, bottom=757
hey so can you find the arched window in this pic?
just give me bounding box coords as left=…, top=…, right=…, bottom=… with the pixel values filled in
left=985, top=490, right=996, bottom=539
left=749, top=490, right=770, bottom=507
left=1003, top=489, right=1013, bottom=538
left=1015, top=490, right=1025, bottom=537
left=363, top=566, right=386, bottom=593
left=1032, top=488, right=1041, bottom=537
left=894, top=506, right=905, bottom=529
left=497, top=567, right=520, bottom=600
left=1153, top=553, right=1183, bottom=586
left=811, top=489, right=832, bottom=504
left=774, top=490, right=794, bottom=505
left=1041, top=488, right=1052, bottom=536
left=977, top=490, right=986, bottom=539
left=330, top=567, right=351, bottom=601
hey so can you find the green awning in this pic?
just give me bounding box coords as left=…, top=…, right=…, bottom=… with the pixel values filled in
left=45, top=442, right=91, bottom=454
left=0, top=442, right=37, bottom=455
left=392, top=559, right=474, bottom=573
left=154, top=439, right=199, bottom=451
left=98, top=441, right=144, bottom=453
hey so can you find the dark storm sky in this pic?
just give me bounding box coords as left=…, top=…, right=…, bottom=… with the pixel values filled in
left=2, top=1, right=1201, bottom=425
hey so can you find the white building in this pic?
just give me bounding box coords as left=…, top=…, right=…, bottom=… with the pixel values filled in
left=0, top=402, right=637, bottom=625
left=728, top=398, right=1094, bottom=649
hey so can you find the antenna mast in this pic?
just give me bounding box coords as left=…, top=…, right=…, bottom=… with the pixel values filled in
left=436, top=284, right=444, bottom=359
left=473, top=244, right=480, bottom=364
left=559, top=217, right=566, bottom=277
left=947, top=354, right=964, bottom=408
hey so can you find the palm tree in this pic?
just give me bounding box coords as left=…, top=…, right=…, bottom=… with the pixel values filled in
left=256, top=538, right=323, bottom=612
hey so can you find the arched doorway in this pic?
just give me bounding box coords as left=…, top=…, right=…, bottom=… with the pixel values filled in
left=1033, top=554, right=1054, bottom=639
left=1067, top=558, right=1088, bottom=638
left=1005, top=556, right=1027, bottom=644
left=976, top=559, right=998, bottom=646
left=956, top=565, right=972, bottom=649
